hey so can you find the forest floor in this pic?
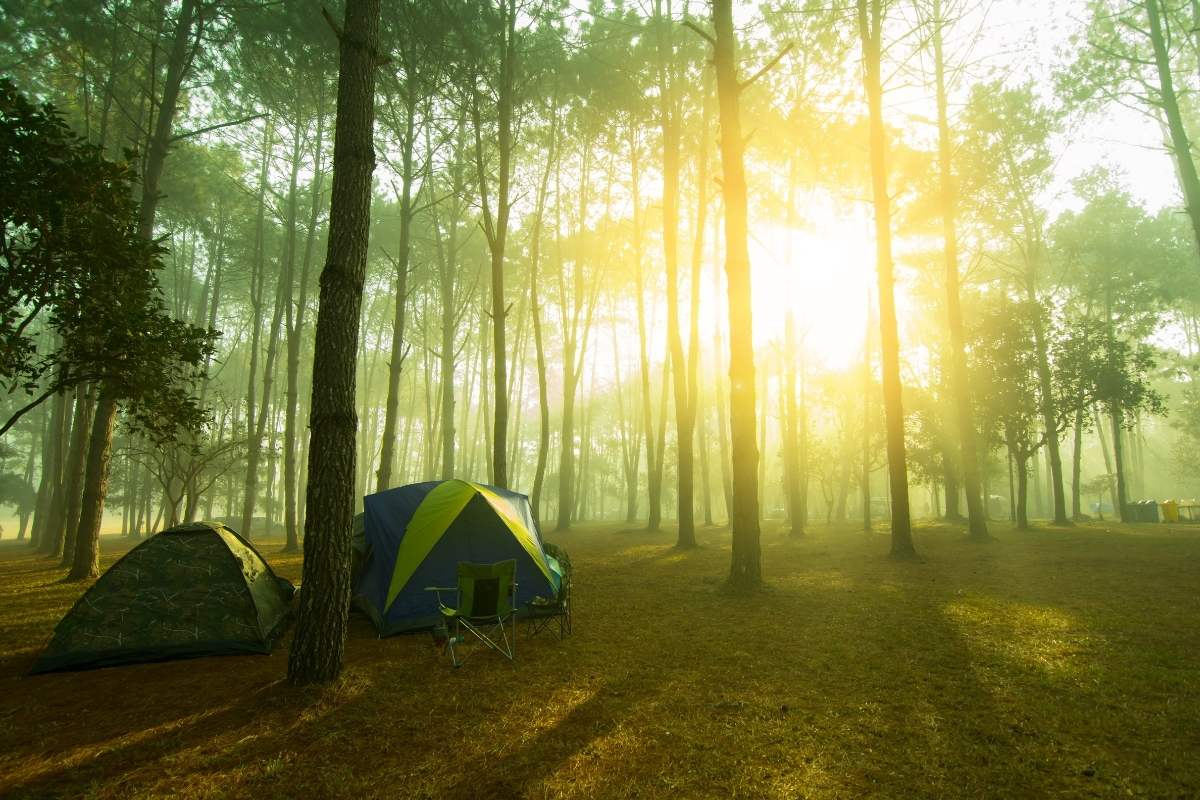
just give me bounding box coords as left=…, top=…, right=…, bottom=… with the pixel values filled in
left=0, top=519, right=1198, bottom=799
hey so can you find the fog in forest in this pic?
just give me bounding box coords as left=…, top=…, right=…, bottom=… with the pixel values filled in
left=5, top=0, right=1199, bottom=550
left=7, top=1, right=1200, bottom=794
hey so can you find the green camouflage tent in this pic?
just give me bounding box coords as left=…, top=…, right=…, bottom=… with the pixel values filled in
left=32, top=522, right=295, bottom=674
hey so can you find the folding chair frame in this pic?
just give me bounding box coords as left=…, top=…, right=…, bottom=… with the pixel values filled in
left=426, top=561, right=518, bottom=668
left=525, top=573, right=572, bottom=640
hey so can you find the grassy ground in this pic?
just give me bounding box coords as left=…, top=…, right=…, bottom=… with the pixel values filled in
left=0, top=519, right=1198, bottom=799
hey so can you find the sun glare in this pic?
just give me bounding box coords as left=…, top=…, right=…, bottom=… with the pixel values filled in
left=748, top=211, right=877, bottom=370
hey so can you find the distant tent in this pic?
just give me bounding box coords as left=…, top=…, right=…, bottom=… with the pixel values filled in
left=32, top=522, right=295, bottom=674
left=354, top=480, right=562, bottom=635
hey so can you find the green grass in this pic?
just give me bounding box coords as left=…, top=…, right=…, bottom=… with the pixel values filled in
left=1, top=519, right=1198, bottom=798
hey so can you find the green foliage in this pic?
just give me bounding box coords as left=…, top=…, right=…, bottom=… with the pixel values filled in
left=0, top=80, right=217, bottom=441
left=0, top=472, right=36, bottom=514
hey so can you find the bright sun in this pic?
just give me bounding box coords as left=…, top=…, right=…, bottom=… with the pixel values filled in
left=746, top=207, right=877, bottom=371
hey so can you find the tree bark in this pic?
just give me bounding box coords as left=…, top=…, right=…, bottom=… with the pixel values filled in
left=240, top=119, right=274, bottom=539
left=859, top=0, right=915, bottom=557
left=657, top=2, right=695, bottom=548
left=932, top=0, right=986, bottom=537
left=57, top=387, right=94, bottom=565
left=1111, top=406, right=1128, bottom=522
left=377, top=91, right=416, bottom=492
left=67, top=390, right=118, bottom=581
left=713, top=0, right=762, bottom=588
left=288, top=0, right=380, bottom=686
left=1071, top=407, right=1084, bottom=519
left=284, top=109, right=326, bottom=551
left=862, top=290, right=872, bottom=531
left=1147, top=0, right=1200, bottom=261
left=137, top=0, right=199, bottom=240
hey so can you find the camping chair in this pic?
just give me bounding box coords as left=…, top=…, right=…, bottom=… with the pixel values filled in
left=425, top=560, right=518, bottom=668
left=525, top=570, right=571, bottom=640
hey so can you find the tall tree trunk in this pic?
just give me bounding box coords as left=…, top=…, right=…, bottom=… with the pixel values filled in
left=630, top=127, right=659, bottom=530
left=377, top=93, right=417, bottom=492
left=288, top=0, right=380, bottom=686
left=528, top=112, right=557, bottom=526
left=1095, top=405, right=1118, bottom=515
left=1071, top=407, right=1084, bottom=519
left=862, top=289, right=872, bottom=531
left=713, top=0, right=761, bottom=588
left=1147, top=0, right=1200, bottom=261
left=859, top=0, right=915, bottom=557
left=56, top=387, right=94, bottom=565
left=657, top=1, right=695, bottom=548
left=67, top=390, right=118, bottom=581
left=932, top=0, right=986, bottom=537
left=1014, top=449, right=1029, bottom=531
left=137, top=0, right=199, bottom=240
left=240, top=120, right=274, bottom=538
left=469, top=0, right=517, bottom=489
left=784, top=314, right=804, bottom=536
left=34, top=379, right=69, bottom=551
left=284, top=110, right=326, bottom=552
left=1029, top=300, right=1069, bottom=523
left=1111, top=406, right=1129, bottom=522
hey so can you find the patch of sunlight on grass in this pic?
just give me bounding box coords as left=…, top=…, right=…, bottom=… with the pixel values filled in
left=944, top=597, right=1099, bottom=677
left=514, top=685, right=598, bottom=746
left=545, top=725, right=648, bottom=797
left=614, top=544, right=671, bottom=559
left=771, top=569, right=853, bottom=590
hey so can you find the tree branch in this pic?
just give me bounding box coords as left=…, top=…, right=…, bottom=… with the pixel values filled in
left=681, top=19, right=716, bottom=47
left=171, top=112, right=266, bottom=143
left=739, top=42, right=796, bottom=92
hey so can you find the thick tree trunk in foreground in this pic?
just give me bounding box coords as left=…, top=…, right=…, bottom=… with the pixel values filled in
left=713, top=0, right=761, bottom=589
left=288, top=0, right=380, bottom=686
left=67, top=390, right=118, bottom=581
left=859, top=0, right=916, bottom=558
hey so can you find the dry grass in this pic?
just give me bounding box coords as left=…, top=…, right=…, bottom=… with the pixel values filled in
left=1, top=520, right=1199, bottom=799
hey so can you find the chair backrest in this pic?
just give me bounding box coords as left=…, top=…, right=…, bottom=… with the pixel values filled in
left=456, top=560, right=516, bottom=618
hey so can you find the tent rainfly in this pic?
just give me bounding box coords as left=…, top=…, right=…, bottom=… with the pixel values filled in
left=353, top=479, right=563, bottom=635
left=32, top=522, right=295, bottom=674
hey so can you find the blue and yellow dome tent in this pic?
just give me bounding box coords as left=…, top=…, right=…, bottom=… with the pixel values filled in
left=353, top=479, right=563, bottom=636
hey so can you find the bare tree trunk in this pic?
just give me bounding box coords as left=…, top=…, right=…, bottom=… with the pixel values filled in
left=1147, top=0, right=1200, bottom=261
left=859, top=0, right=915, bottom=557
left=57, top=387, right=94, bottom=565
left=1111, top=406, right=1129, bottom=522
left=377, top=93, right=417, bottom=492
left=657, top=1, right=695, bottom=548
left=932, top=0, right=986, bottom=538
left=862, top=289, right=872, bottom=531
left=528, top=112, right=558, bottom=526
left=713, top=0, right=761, bottom=588
left=288, top=0, right=380, bottom=686
left=630, top=127, right=659, bottom=531
left=1071, top=408, right=1084, bottom=519
left=137, top=0, right=199, bottom=240
left=67, top=390, right=118, bottom=581
left=240, top=120, right=274, bottom=538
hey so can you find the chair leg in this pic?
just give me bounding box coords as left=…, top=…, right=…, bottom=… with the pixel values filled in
left=447, top=619, right=462, bottom=668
